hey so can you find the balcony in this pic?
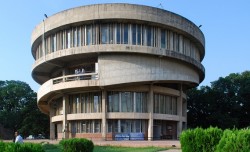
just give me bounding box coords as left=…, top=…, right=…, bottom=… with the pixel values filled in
left=53, top=72, right=98, bottom=84
left=37, top=72, right=99, bottom=103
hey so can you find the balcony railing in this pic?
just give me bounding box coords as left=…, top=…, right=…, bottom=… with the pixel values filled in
left=53, top=72, right=98, bottom=84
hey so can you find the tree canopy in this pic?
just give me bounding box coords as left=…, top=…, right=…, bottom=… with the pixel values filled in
left=187, top=71, right=250, bottom=129
left=0, top=80, right=49, bottom=139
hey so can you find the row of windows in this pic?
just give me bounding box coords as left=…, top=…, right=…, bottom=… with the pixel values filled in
left=53, top=91, right=178, bottom=116
left=107, top=92, right=148, bottom=113
left=35, top=23, right=200, bottom=61
left=107, top=119, right=147, bottom=133
left=69, top=92, right=102, bottom=114
left=70, top=120, right=101, bottom=133
left=154, top=94, right=177, bottom=115
left=66, top=119, right=147, bottom=134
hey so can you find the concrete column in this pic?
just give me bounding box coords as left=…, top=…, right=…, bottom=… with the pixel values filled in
left=63, top=94, right=69, bottom=139
left=101, top=90, right=107, bottom=140
left=62, top=69, right=66, bottom=76
left=49, top=106, right=55, bottom=140
left=177, top=84, right=183, bottom=139
left=148, top=84, right=154, bottom=141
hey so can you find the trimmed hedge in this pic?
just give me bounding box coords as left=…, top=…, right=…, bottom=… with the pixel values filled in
left=0, top=141, right=45, bottom=152
left=180, top=127, right=223, bottom=152
left=180, top=127, right=250, bottom=152
left=59, top=138, right=94, bottom=152
left=216, top=129, right=250, bottom=152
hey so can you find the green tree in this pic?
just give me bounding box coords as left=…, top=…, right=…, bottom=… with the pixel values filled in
left=187, top=71, right=250, bottom=129
left=0, top=80, right=49, bottom=139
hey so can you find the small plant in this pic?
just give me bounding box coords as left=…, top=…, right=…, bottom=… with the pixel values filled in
left=0, top=141, right=45, bottom=152
left=180, top=127, right=223, bottom=152
left=215, top=129, right=250, bottom=152
left=60, top=138, right=94, bottom=152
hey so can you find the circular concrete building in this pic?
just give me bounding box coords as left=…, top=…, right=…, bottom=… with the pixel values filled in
left=31, top=3, right=205, bottom=140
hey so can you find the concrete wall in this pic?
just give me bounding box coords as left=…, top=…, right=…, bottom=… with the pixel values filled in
left=99, top=53, right=199, bottom=86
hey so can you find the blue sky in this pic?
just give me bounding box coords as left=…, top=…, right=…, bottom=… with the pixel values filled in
left=0, top=0, right=249, bottom=92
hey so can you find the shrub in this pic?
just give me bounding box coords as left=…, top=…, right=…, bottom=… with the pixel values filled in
left=203, top=127, right=223, bottom=151
left=180, top=127, right=223, bottom=152
left=0, top=141, right=45, bottom=152
left=60, top=138, right=94, bottom=152
left=216, top=129, right=250, bottom=152
left=0, top=141, right=6, bottom=151
left=180, top=128, right=197, bottom=152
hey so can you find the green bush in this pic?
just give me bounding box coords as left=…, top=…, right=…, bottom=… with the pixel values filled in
left=180, top=127, right=223, bottom=152
left=0, top=141, right=45, bottom=152
left=59, top=138, right=94, bottom=152
left=0, top=141, right=6, bottom=151
left=216, top=129, right=250, bottom=152
left=180, top=128, right=197, bottom=152
left=203, top=127, right=223, bottom=151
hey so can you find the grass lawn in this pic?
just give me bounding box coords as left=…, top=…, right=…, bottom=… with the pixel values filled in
left=94, top=146, right=168, bottom=152
left=42, top=144, right=168, bottom=152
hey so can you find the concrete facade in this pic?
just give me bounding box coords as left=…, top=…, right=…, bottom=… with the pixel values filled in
left=31, top=3, right=205, bottom=140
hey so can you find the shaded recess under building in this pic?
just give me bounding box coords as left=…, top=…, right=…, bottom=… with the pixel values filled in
left=31, top=3, right=205, bottom=141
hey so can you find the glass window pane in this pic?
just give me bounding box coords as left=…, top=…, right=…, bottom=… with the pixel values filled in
left=161, top=29, right=166, bottom=48
left=116, top=24, right=121, bottom=44
left=108, top=92, right=119, bottom=112
left=136, top=93, right=142, bottom=112
left=137, top=25, right=141, bottom=45
left=121, top=92, right=133, bottom=112
left=135, top=120, right=141, bottom=132
left=101, top=24, right=108, bottom=44
left=123, top=24, right=128, bottom=44
left=87, top=25, right=91, bottom=45
left=92, top=25, right=96, bottom=45
left=94, top=120, right=101, bottom=133
left=147, top=26, right=151, bottom=46
left=132, top=24, right=136, bottom=45
left=94, top=95, right=99, bottom=112
left=67, top=30, right=71, bottom=48
left=74, top=28, right=77, bottom=47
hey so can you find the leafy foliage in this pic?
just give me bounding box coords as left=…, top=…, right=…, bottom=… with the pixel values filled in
left=59, top=138, right=94, bottom=152
left=215, top=129, right=250, bottom=152
left=0, top=80, right=49, bottom=139
left=180, top=127, right=223, bottom=152
left=187, top=71, right=250, bottom=129
left=0, top=141, right=45, bottom=152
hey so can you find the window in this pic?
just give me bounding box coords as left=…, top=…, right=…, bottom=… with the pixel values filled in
left=107, top=119, right=146, bottom=133
left=94, top=120, right=101, bottom=133
left=121, top=92, right=133, bottom=112
left=123, top=24, right=128, bottom=44
left=108, top=91, right=147, bottom=113
left=132, top=24, right=136, bottom=45
left=135, top=92, right=147, bottom=112
left=87, top=25, right=91, bottom=45
left=69, top=92, right=102, bottom=114
left=67, top=30, right=71, bottom=48
left=154, top=93, right=177, bottom=115
left=74, top=28, right=77, bottom=47
left=146, top=26, right=152, bottom=46
left=116, top=24, right=121, bottom=44
left=35, top=23, right=197, bottom=62
left=101, top=24, right=108, bottom=44
left=161, top=29, right=166, bottom=48
left=137, top=25, right=142, bottom=45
